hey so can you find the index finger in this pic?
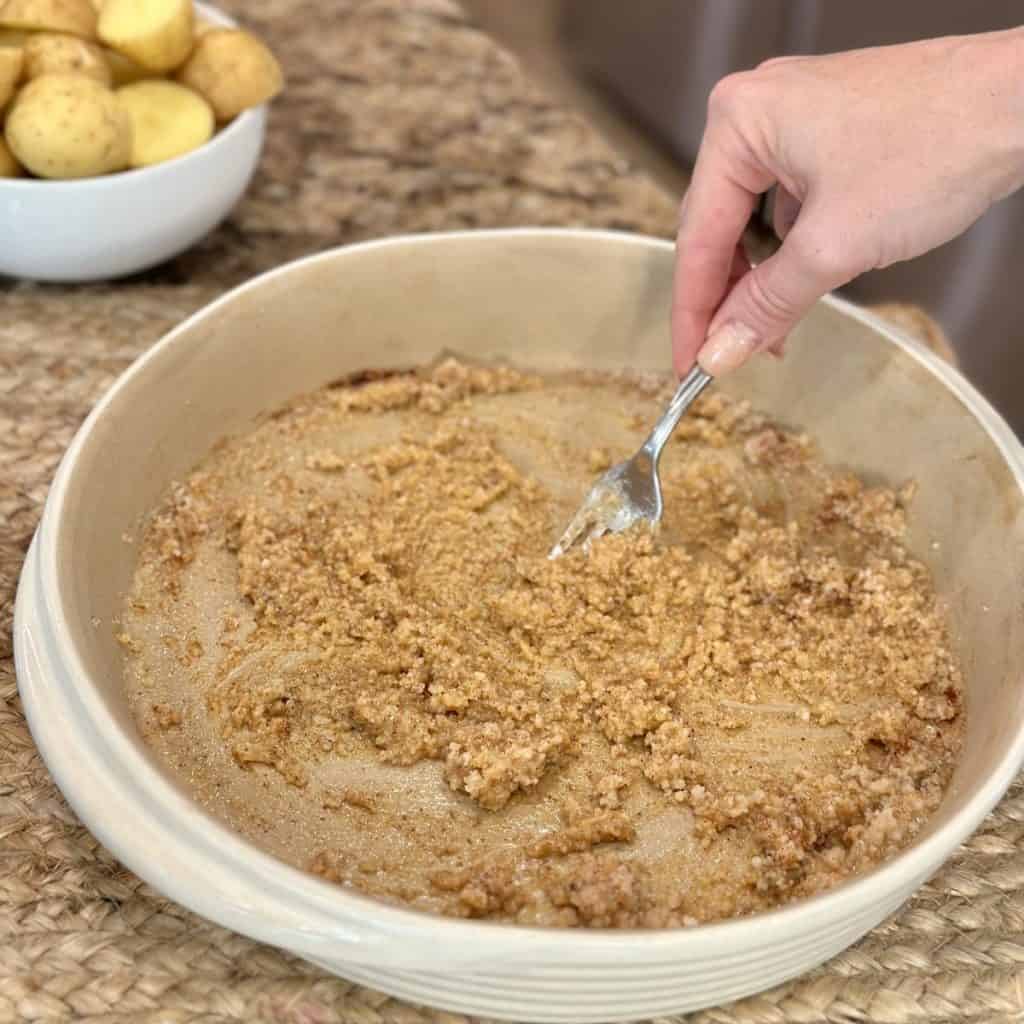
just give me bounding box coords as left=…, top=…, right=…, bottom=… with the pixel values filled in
left=671, top=132, right=769, bottom=374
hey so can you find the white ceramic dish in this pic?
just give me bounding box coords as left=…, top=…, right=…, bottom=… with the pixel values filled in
left=0, top=3, right=265, bottom=283
left=14, top=229, right=1024, bottom=1022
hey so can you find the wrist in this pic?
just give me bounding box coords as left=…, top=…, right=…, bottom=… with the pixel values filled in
left=965, top=27, right=1024, bottom=196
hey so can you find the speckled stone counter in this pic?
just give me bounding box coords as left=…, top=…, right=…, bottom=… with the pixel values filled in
left=1, top=2, right=1020, bottom=1022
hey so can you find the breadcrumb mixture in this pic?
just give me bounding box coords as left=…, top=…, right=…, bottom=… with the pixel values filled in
left=122, top=358, right=963, bottom=928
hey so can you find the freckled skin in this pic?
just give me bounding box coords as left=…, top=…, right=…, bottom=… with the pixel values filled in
left=23, top=33, right=111, bottom=85
left=0, top=0, right=97, bottom=39
left=5, top=73, right=130, bottom=177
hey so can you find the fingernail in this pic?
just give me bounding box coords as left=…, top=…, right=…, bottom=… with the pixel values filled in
left=697, top=321, right=759, bottom=376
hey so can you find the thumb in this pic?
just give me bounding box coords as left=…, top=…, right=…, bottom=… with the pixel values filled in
left=697, top=215, right=862, bottom=376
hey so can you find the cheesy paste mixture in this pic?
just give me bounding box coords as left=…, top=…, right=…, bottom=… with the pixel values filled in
left=120, top=359, right=963, bottom=928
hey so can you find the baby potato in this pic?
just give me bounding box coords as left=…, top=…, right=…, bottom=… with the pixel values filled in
left=98, top=0, right=191, bottom=72
left=24, top=31, right=111, bottom=83
left=0, top=42, right=21, bottom=107
left=0, top=133, right=23, bottom=174
left=102, top=44, right=150, bottom=85
left=177, top=28, right=282, bottom=121
left=0, top=0, right=97, bottom=39
left=117, top=79, right=211, bottom=166
left=5, top=72, right=131, bottom=177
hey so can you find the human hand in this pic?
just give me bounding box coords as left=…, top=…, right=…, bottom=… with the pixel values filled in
left=672, top=28, right=1024, bottom=376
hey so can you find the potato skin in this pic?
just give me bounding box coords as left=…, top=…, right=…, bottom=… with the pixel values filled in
left=117, top=78, right=212, bottom=166
left=5, top=72, right=131, bottom=177
left=24, top=31, right=111, bottom=84
left=0, top=43, right=21, bottom=107
left=0, top=133, right=22, bottom=173
left=98, top=0, right=192, bottom=73
left=0, top=0, right=97, bottom=40
left=177, top=28, right=282, bottom=121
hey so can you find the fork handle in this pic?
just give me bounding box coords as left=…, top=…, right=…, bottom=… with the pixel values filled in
left=642, top=366, right=713, bottom=458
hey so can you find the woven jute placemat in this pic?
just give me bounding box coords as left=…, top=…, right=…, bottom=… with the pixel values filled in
left=2, top=1, right=1021, bottom=1021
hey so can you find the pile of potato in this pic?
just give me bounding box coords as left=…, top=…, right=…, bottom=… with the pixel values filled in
left=0, top=0, right=283, bottom=178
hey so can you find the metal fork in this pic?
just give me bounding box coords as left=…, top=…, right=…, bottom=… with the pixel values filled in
left=548, top=365, right=713, bottom=559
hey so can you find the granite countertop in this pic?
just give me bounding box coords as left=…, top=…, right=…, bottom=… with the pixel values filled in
left=0, top=2, right=1011, bottom=1023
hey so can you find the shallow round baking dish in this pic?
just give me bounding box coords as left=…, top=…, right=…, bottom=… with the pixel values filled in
left=14, top=229, right=1024, bottom=1022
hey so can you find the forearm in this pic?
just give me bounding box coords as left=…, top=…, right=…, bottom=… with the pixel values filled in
left=953, top=26, right=1024, bottom=201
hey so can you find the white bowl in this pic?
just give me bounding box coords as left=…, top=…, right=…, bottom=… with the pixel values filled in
left=0, top=4, right=265, bottom=282
left=14, top=229, right=1024, bottom=1022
